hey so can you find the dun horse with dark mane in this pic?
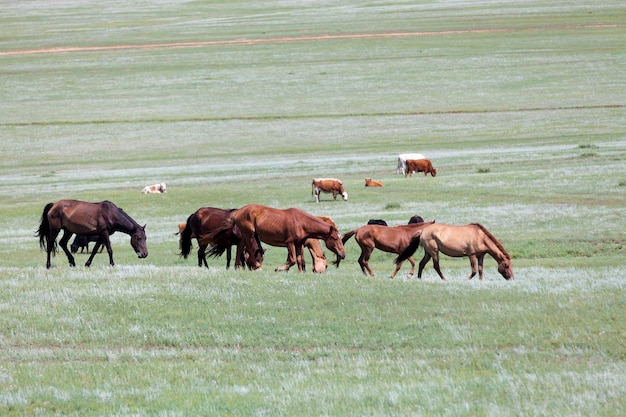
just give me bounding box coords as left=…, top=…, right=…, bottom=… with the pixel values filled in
left=396, top=223, right=513, bottom=280
left=37, top=199, right=148, bottom=268
left=209, top=204, right=346, bottom=272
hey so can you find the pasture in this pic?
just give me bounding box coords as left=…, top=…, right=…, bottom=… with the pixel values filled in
left=1, top=1, right=625, bottom=415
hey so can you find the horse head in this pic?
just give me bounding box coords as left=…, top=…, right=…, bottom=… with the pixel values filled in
left=498, top=258, right=514, bottom=280
left=324, top=226, right=346, bottom=266
left=130, top=224, right=149, bottom=258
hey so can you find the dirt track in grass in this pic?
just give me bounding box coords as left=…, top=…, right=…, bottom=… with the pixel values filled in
left=1, top=24, right=621, bottom=56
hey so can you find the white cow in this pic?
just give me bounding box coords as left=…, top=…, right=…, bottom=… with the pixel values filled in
left=396, top=153, right=425, bottom=174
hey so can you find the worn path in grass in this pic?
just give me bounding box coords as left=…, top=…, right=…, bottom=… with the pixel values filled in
left=2, top=24, right=622, bottom=56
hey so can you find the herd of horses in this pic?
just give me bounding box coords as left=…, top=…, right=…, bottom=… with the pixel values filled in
left=37, top=199, right=514, bottom=281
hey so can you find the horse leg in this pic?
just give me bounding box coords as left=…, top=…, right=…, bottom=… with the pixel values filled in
left=197, top=243, right=208, bottom=268
left=389, top=260, right=403, bottom=279
left=358, top=246, right=375, bottom=277
left=296, top=245, right=305, bottom=272
left=392, top=255, right=415, bottom=279
left=430, top=252, right=447, bottom=281
left=417, top=252, right=431, bottom=280
left=225, top=246, right=232, bottom=269
left=276, top=244, right=297, bottom=272
left=477, top=255, right=485, bottom=280
left=86, top=235, right=111, bottom=267
left=59, top=230, right=76, bottom=267
left=467, top=255, right=478, bottom=280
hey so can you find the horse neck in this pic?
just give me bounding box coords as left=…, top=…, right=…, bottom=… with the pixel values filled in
left=302, top=218, right=332, bottom=239
left=113, top=209, right=139, bottom=234
left=483, top=235, right=508, bottom=262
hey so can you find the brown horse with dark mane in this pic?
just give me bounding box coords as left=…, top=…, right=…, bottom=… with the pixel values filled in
left=209, top=204, right=346, bottom=272
left=37, top=199, right=148, bottom=268
left=395, top=223, right=514, bottom=281
left=180, top=207, right=263, bottom=269
left=341, top=220, right=434, bottom=278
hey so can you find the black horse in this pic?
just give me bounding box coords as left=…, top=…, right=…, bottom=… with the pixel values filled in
left=37, top=199, right=148, bottom=268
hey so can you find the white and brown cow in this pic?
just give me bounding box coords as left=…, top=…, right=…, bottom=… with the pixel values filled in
left=397, top=153, right=425, bottom=174
left=142, top=182, right=167, bottom=194
left=311, top=178, right=348, bottom=203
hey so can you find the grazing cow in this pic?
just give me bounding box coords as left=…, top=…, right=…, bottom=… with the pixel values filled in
left=312, top=178, right=348, bottom=203
left=142, top=182, right=167, bottom=194
left=364, top=178, right=384, bottom=187
left=405, top=159, right=437, bottom=177
left=397, top=153, right=425, bottom=174
left=367, top=219, right=388, bottom=226
left=70, top=234, right=103, bottom=254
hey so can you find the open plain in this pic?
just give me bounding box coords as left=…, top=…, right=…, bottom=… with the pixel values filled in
left=1, top=1, right=624, bottom=415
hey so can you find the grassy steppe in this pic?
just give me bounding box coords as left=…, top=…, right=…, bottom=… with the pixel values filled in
left=1, top=1, right=624, bottom=416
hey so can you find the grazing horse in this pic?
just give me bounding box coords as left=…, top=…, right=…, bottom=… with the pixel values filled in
left=396, top=223, right=514, bottom=281
left=341, top=221, right=434, bottom=278
left=211, top=204, right=346, bottom=272
left=180, top=207, right=263, bottom=269
left=303, top=239, right=328, bottom=273
left=291, top=216, right=337, bottom=273
left=37, top=200, right=148, bottom=269
left=408, top=215, right=424, bottom=224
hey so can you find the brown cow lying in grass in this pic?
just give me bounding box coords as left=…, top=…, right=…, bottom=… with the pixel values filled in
left=364, top=178, right=384, bottom=187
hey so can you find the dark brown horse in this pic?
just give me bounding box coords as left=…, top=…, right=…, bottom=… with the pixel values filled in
left=341, top=221, right=434, bottom=278
left=37, top=200, right=148, bottom=268
left=396, top=223, right=514, bottom=281
left=210, top=204, right=346, bottom=272
left=180, top=207, right=263, bottom=269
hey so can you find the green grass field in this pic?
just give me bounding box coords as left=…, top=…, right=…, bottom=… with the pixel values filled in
left=1, top=1, right=625, bottom=415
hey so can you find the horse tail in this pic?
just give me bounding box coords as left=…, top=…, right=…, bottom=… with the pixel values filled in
left=341, top=229, right=356, bottom=244
left=179, top=214, right=196, bottom=259
left=37, top=203, right=57, bottom=254
left=395, top=234, right=421, bottom=264
left=205, top=216, right=236, bottom=247
left=206, top=244, right=227, bottom=259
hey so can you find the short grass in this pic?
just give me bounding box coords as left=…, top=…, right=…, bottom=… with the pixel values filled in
left=1, top=1, right=625, bottom=416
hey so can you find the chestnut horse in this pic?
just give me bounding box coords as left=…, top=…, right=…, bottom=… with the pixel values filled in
left=396, top=223, right=514, bottom=281
left=283, top=216, right=336, bottom=273
left=341, top=221, right=434, bottom=278
left=180, top=207, right=263, bottom=269
left=37, top=199, right=148, bottom=268
left=210, top=204, right=346, bottom=272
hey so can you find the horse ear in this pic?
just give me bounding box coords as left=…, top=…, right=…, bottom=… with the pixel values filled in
left=143, top=224, right=147, bottom=229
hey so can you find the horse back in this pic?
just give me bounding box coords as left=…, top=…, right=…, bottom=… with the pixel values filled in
left=50, top=199, right=103, bottom=235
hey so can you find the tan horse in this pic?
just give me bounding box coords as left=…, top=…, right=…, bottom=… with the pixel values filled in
left=396, top=223, right=514, bottom=281
left=211, top=204, right=346, bottom=272
left=341, top=221, right=435, bottom=278
left=37, top=200, right=148, bottom=268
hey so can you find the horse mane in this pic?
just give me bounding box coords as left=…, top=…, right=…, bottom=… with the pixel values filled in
left=471, top=223, right=510, bottom=259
